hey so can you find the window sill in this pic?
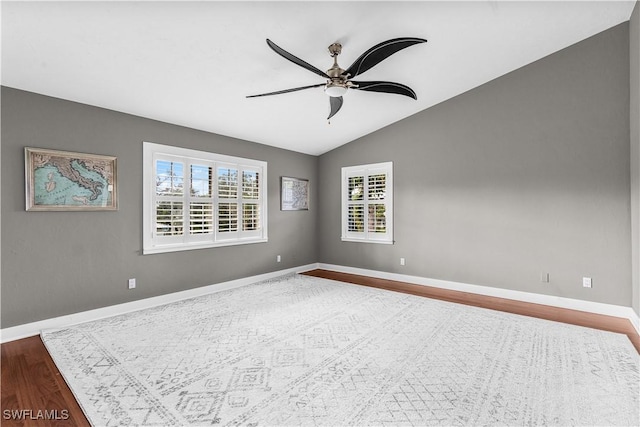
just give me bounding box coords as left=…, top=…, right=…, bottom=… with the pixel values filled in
left=341, top=237, right=394, bottom=245
left=143, top=238, right=268, bottom=255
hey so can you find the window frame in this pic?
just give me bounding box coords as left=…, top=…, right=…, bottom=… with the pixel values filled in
left=143, top=142, right=268, bottom=254
left=341, top=161, right=393, bottom=244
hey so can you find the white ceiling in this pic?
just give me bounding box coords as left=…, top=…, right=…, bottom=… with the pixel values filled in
left=2, top=1, right=636, bottom=155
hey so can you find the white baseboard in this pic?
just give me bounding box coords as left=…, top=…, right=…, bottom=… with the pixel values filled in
left=318, top=263, right=640, bottom=335
left=0, top=263, right=318, bottom=344
left=3, top=262, right=638, bottom=343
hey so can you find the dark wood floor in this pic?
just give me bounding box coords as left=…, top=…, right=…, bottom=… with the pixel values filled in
left=303, top=269, right=640, bottom=353
left=1, top=335, right=89, bottom=426
left=1, top=268, right=638, bottom=426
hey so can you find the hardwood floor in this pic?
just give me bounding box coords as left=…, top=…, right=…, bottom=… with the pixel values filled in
left=303, top=269, right=640, bottom=353
left=1, top=335, right=89, bottom=427
left=1, top=269, right=638, bottom=425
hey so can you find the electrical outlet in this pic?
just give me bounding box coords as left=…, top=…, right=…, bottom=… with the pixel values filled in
left=276, top=255, right=281, bottom=263
left=582, top=277, right=592, bottom=288
left=540, top=272, right=549, bottom=283
left=128, top=278, right=136, bottom=289
left=400, top=257, right=406, bottom=266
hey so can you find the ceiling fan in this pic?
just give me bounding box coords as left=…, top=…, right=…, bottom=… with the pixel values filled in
left=247, top=37, right=428, bottom=120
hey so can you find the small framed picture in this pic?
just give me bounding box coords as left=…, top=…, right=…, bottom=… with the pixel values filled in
left=25, top=147, right=118, bottom=211
left=281, top=176, right=309, bottom=211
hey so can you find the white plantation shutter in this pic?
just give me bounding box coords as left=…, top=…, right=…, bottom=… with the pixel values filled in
left=242, top=170, right=261, bottom=232
left=143, top=142, right=267, bottom=254
left=217, top=166, right=239, bottom=238
left=189, top=164, right=214, bottom=238
left=189, top=201, right=213, bottom=234
left=156, top=200, right=183, bottom=236
left=342, top=162, right=393, bottom=243
left=242, top=203, right=260, bottom=231
left=217, top=202, right=238, bottom=233
left=154, top=158, right=185, bottom=242
left=347, top=175, right=364, bottom=232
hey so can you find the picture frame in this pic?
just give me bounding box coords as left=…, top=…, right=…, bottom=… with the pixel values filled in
left=25, top=147, right=118, bottom=211
left=280, top=176, right=309, bottom=211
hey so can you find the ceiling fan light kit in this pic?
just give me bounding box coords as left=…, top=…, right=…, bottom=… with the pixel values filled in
left=247, top=37, right=427, bottom=120
left=324, top=83, right=348, bottom=98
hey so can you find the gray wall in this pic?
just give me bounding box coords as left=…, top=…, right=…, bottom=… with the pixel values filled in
left=318, top=23, right=632, bottom=307
left=1, top=87, right=318, bottom=327
left=2, top=19, right=635, bottom=329
left=631, top=1, right=640, bottom=315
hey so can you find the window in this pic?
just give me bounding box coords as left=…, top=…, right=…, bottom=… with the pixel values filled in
left=143, top=142, right=267, bottom=254
left=341, top=162, right=393, bottom=244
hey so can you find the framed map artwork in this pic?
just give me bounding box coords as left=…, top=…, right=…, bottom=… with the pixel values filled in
left=25, top=147, right=118, bottom=211
left=281, top=176, right=309, bottom=211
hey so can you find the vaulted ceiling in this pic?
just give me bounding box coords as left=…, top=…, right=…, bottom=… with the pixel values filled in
left=2, top=1, right=636, bottom=155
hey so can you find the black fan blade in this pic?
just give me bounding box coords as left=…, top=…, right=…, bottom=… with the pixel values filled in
left=328, top=96, right=343, bottom=120
left=266, top=39, right=330, bottom=79
left=351, top=80, right=418, bottom=99
left=247, top=83, right=325, bottom=98
left=343, top=37, right=427, bottom=78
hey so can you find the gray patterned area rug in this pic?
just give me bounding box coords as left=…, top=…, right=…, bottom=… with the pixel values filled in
left=42, top=274, right=639, bottom=426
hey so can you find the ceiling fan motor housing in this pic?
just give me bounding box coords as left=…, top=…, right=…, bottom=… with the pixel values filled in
left=325, top=42, right=349, bottom=97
